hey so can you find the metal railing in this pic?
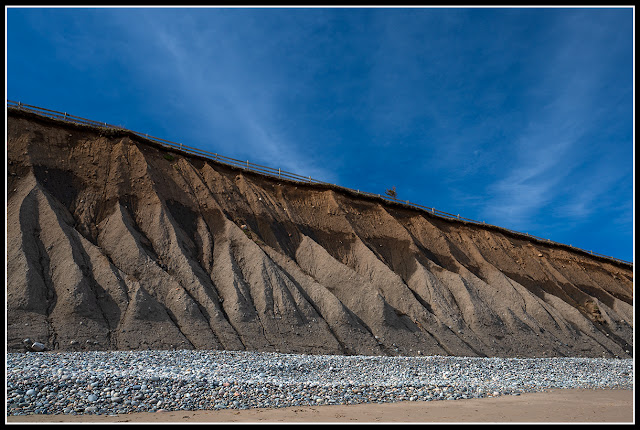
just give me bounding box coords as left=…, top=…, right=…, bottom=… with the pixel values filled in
left=7, top=100, right=632, bottom=267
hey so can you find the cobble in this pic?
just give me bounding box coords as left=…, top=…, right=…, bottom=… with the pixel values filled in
left=6, top=350, right=634, bottom=416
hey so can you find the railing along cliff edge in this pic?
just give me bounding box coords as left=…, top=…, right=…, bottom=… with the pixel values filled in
left=7, top=100, right=632, bottom=267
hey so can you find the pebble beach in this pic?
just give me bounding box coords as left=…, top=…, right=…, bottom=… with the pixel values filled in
left=6, top=350, right=634, bottom=417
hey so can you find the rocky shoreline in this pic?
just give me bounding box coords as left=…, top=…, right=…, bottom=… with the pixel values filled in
left=6, top=350, right=633, bottom=416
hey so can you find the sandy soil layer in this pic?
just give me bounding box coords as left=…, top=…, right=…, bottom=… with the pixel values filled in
left=6, top=389, right=634, bottom=423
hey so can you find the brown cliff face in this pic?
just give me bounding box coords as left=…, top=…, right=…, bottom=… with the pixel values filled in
left=6, top=109, right=633, bottom=358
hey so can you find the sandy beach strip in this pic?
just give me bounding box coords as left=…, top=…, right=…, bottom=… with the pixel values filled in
left=6, top=388, right=634, bottom=424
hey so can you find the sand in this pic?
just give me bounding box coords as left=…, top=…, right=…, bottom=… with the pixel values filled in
left=6, top=389, right=634, bottom=424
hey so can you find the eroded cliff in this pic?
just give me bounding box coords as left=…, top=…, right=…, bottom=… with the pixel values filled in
left=7, top=109, right=633, bottom=358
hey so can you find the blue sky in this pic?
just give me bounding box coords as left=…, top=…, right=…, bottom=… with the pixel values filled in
left=5, top=6, right=634, bottom=262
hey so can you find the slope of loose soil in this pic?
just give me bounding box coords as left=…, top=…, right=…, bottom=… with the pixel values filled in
left=6, top=109, right=633, bottom=358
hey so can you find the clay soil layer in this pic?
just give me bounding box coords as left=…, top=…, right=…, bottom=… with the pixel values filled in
left=6, top=108, right=633, bottom=359
left=5, top=389, right=634, bottom=423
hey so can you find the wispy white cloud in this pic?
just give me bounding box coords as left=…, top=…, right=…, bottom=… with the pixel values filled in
left=482, top=138, right=575, bottom=227
left=106, top=9, right=338, bottom=183
left=481, top=109, right=590, bottom=229
left=478, top=10, right=629, bottom=231
left=555, top=159, right=630, bottom=221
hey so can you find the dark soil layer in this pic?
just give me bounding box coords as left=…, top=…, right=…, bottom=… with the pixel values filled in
left=6, top=109, right=633, bottom=358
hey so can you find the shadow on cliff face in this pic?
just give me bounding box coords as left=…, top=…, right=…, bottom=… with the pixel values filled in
left=32, top=165, right=80, bottom=210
